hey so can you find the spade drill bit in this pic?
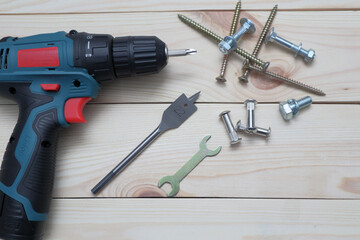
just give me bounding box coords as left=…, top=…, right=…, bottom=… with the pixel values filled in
left=92, top=92, right=201, bottom=194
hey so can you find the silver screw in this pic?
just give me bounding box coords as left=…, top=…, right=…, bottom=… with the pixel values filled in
left=265, top=27, right=316, bottom=63
left=279, top=96, right=312, bottom=120
left=218, top=18, right=256, bottom=55
left=244, top=99, right=257, bottom=133
left=220, top=111, right=241, bottom=144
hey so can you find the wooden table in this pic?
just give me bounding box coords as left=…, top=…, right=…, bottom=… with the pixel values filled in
left=0, top=1, right=359, bottom=239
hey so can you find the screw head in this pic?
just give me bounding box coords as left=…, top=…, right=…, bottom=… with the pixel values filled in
left=216, top=76, right=227, bottom=82
left=304, top=49, right=316, bottom=63
left=239, top=75, right=249, bottom=83
left=265, top=27, right=277, bottom=44
left=240, top=18, right=256, bottom=34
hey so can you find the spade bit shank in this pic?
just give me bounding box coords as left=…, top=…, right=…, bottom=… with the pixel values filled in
left=92, top=92, right=200, bottom=194
left=158, top=136, right=221, bottom=197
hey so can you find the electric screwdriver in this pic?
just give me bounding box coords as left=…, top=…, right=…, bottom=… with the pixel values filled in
left=0, top=30, right=195, bottom=240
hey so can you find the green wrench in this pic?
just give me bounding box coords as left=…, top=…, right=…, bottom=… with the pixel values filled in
left=158, top=136, right=222, bottom=197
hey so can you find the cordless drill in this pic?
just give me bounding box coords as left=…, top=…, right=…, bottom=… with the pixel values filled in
left=0, top=30, right=195, bottom=240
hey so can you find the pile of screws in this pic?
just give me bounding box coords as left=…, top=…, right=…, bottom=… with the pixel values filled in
left=178, top=2, right=325, bottom=96
left=179, top=1, right=321, bottom=144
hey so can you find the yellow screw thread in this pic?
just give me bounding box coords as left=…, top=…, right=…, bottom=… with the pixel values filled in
left=252, top=4, right=278, bottom=56
left=218, top=0, right=242, bottom=81
left=230, top=1, right=241, bottom=36
left=246, top=64, right=326, bottom=96
left=178, top=14, right=269, bottom=69
left=240, top=5, right=278, bottom=81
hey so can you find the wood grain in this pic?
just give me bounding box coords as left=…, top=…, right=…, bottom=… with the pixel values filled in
left=44, top=198, right=360, bottom=240
left=0, top=0, right=359, bottom=13
left=1, top=103, right=359, bottom=198
left=0, top=11, right=359, bottom=104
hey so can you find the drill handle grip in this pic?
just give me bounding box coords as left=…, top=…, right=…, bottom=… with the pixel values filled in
left=0, top=83, right=59, bottom=240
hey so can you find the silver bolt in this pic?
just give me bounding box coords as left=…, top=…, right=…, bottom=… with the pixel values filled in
left=265, top=27, right=315, bottom=63
left=236, top=120, right=271, bottom=138
left=220, top=111, right=241, bottom=144
left=254, top=127, right=271, bottom=138
left=244, top=99, right=257, bottom=133
left=279, top=96, right=312, bottom=120
left=218, top=18, right=256, bottom=55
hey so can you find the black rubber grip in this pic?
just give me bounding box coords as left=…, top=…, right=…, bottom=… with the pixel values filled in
left=0, top=192, right=44, bottom=240
left=0, top=83, right=59, bottom=240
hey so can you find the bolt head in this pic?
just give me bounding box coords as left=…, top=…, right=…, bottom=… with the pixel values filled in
left=218, top=36, right=237, bottom=55
left=245, top=99, right=257, bottom=106
left=304, top=49, right=316, bottom=63
left=240, top=18, right=256, bottom=34
left=265, top=27, right=277, bottom=44
left=230, top=131, right=242, bottom=144
left=219, top=110, right=230, bottom=117
left=279, top=101, right=294, bottom=120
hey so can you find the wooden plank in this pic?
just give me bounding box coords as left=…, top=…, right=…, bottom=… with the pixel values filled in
left=1, top=0, right=360, bottom=14
left=1, top=104, right=359, bottom=198
left=44, top=198, right=360, bottom=239
left=0, top=11, right=359, bottom=104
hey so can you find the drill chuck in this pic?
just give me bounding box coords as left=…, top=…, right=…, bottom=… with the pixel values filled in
left=68, top=31, right=169, bottom=82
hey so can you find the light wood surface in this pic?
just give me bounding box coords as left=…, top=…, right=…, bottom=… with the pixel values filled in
left=0, top=0, right=359, bottom=239
left=1, top=0, right=360, bottom=13
left=44, top=199, right=360, bottom=240
left=0, top=11, right=359, bottom=104
left=43, top=199, right=360, bottom=240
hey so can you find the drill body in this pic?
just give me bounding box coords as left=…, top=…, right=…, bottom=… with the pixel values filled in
left=0, top=30, right=169, bottom=239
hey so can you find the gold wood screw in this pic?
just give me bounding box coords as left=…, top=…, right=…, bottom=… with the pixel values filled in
left=178, top=14, right=269, bottom=70
left=243, top=62, right=326, bottom=96
left=216, top=0, right=241, bottom=82
left=239, top=5, right=278, bottom=82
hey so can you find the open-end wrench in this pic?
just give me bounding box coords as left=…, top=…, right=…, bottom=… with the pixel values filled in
left=92, top=92, right=200, bottom=194
left=158, top=136, right=222, bottom=197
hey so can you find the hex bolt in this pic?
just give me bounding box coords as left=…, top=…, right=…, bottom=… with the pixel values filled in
left=218, top=18, right=256, bottom=55
left=279, top=96, right=312, bottom=120
left=244, top=99, right=257, bottom=133
left=265, top=27, right=316, bottom=63
left=220, top=111, right=241, bottom=144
